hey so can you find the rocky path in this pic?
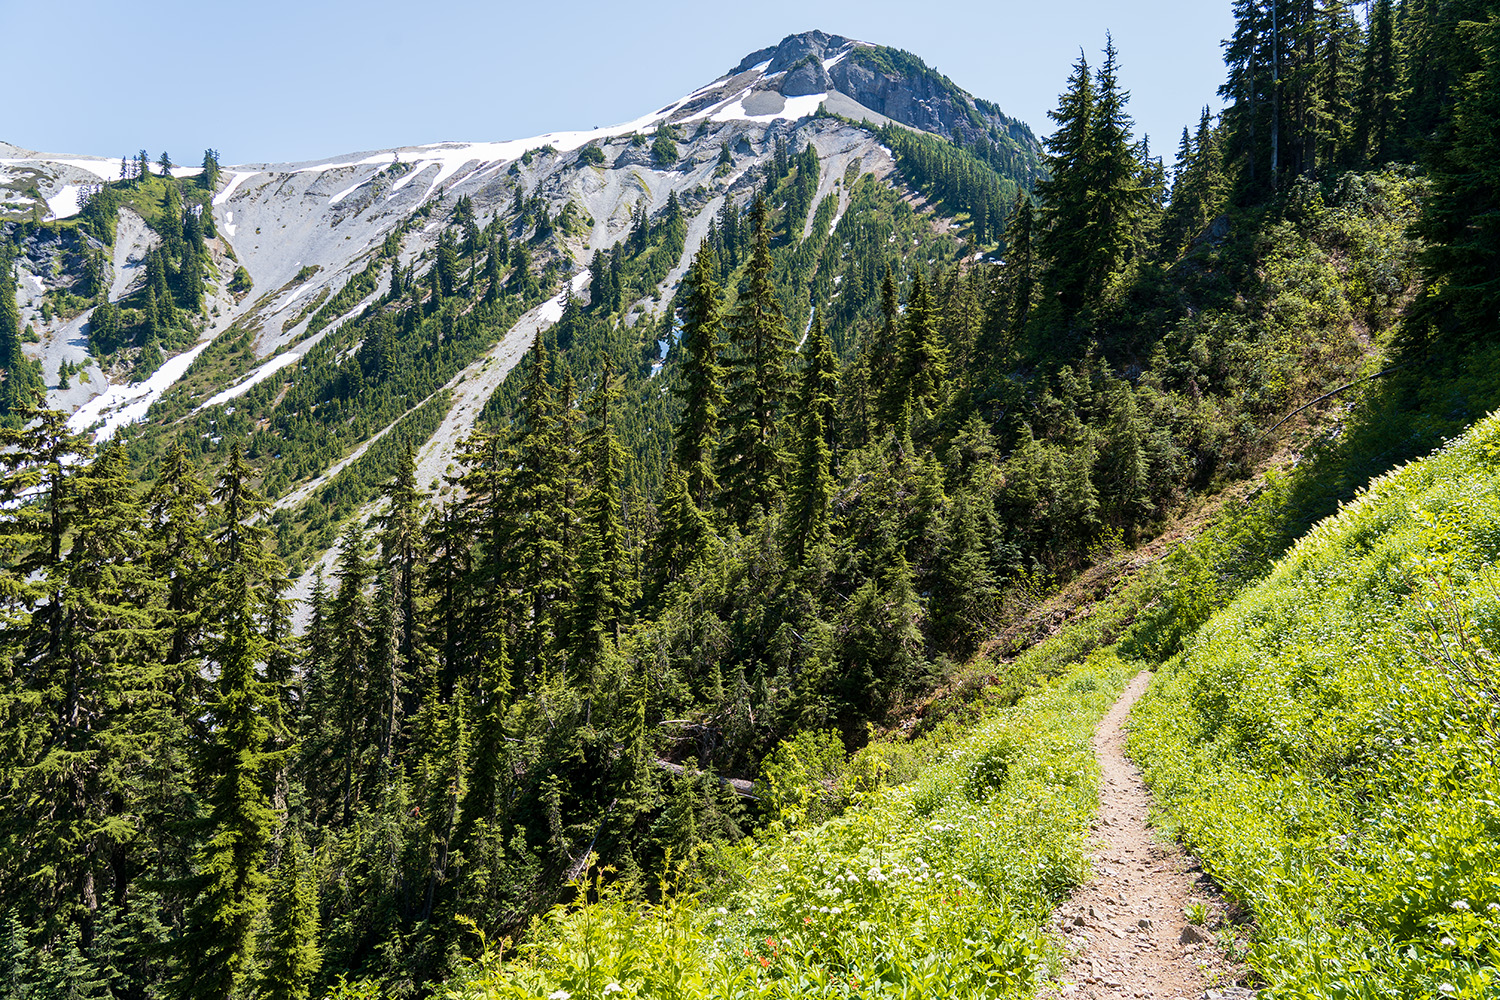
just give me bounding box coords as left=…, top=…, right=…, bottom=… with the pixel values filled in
left=1046, top=671, right=1254, bottom=1000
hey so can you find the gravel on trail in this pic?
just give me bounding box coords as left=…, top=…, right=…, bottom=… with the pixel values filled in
left=1044, top=671, right=1258, bottom=1000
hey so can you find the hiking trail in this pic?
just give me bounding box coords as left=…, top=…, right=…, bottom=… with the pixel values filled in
left=1045, top=671, right=1256, bottom=1000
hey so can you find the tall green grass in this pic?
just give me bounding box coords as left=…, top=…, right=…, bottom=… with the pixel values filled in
left=1130, top=411, right=1500, bottom=998
left=438, top=655, right=1134, bottom=1000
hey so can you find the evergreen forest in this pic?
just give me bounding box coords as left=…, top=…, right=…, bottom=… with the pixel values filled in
left=3, top=4, right=1500, bottom=998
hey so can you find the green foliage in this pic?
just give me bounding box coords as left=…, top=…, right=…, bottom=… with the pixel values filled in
left=1130, top=411, right=1500, bottom=997
left=651, top=125, right=679, bottom=167
left=1407, top=12, right=1500, bottom=350
left=440, top=654, right=1133, bottom=1000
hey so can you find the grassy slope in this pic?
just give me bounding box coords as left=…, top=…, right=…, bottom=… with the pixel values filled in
left=435, top=654, right=1135, bottom=1000
left=1129, top=412, right=1500, bottom=998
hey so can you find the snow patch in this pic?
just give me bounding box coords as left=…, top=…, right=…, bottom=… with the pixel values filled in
left=213, top=171, right=259, bottom=207
left=534, top=271, right=591, bottom=325
left=271, top=281, right=315, bottom=316
left=45, top=184, right=83, bottom=220
left=67, top=341, right=213, bottom=440
left=0, top=156, right=118, bottom=182
left=200, top=351, right=301, bottom=410
left=329, top=177, right=369, bottom=205
left=703, top=91, right=827, bottom=125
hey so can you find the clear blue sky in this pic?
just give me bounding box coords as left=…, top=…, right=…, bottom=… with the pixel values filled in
left=3, top=0, right=1233, bottom=167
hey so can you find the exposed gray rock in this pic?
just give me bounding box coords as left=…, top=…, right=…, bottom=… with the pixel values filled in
left=1179, top=924, right=1214, bottom=945
left=780, top=58, right=832, bottom=98
left=741, top=90, right=787, bottom=117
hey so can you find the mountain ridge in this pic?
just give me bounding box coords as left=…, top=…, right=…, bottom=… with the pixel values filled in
left=3, top=29, right=1040, bottom=445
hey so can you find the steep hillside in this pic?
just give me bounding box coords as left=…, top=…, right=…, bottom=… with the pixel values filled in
left=1129, top=411, right=1500, bottom=997
left=1, top=30, right=1041, bottom=593
left=4, top=7, right=1498, bottom=999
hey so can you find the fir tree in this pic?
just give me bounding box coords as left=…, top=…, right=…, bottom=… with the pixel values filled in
left=900, top=269, right=948, bottom=419
left=145, top=444, right=212, bottom=715
left=372, top=445, right=427, bottom=772
left=1357, top=8, right=1402, bottom=163
left=168, top=446, right=285, bottom=1000
left=258, top=834, right=322, bottom=1000
left=872, top=270, right=904, bottom=426
left=1410, top=13, right=1500, bottom=347
left=717, top=196, right=796, bottom=520
left=673, top=246, right=726, bottom=507
left=199, top=149, right=221, bottom=191
left=0, top=254, right=45, bottom=417
left=575, top=353, right=631, bottom=676
left=785, top=312, right=838, bottom=563
left=507, top=334, right=568, bottom=673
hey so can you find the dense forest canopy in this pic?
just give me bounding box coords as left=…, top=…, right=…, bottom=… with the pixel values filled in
left=2, top=2, right=1500, bottom=998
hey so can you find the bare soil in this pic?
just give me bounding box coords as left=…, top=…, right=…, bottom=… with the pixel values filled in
left=1044, top=671, right=1257, bottom=1000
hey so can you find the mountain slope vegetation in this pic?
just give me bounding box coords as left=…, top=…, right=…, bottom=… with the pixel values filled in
left=1, top=6, right=1499, bottom=1000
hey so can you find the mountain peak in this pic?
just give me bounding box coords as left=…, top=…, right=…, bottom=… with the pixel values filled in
left=729, top=30, right=861, bottom=76
left=719, top=31, right=1035, bottom=149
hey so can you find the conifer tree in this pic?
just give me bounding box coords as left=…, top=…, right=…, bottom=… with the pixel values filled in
left=673, top=246, right=726, bottom=506
left=872, top=270, right=904, bottom=425
left=717, top=197, right=795, bottom=520
left=199, top=149, right=221, bottom=191
left=373, top=445, right=427, bottom=771
left=1162, top=108, right=1228, bottom=256
left=900, top=269, right=948, bottom=418
left=785, top=312, right=838, bottom=563
left=426, top=499, right=473, bottom=699
left=1035, top=50, right=1099, bottom=316
left=145, top=444, right=212, bottom=702
left=0, top=255, right=45, bottom=417
left=645, top=470, right=712, bottom=608
left=575, top=353, right=630, bottom=674
left=1356, top=0, right=1400, bottom=164
left=2, top=438, right=165, bottom=963
left=169, top=446, right=285, bottom=1000
left=326, top=522, right=371, bottom=822
left=1001, top=191, right=1036, bottom=343
left=259, top=834, right=321, bottom=1000
left=1411, top=13, right=1500, bottom=347
left=508, top=334, right=568, bottom=673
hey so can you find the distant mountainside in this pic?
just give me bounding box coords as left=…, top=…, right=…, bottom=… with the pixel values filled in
left=0, top=30, right=1041, bottom=594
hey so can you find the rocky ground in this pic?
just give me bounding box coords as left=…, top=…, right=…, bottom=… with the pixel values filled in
left=1044, top=671, right=1259, bottom=1000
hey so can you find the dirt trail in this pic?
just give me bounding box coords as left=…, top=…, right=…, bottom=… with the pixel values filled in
left=1046, top=671, right=1255, bottom=1000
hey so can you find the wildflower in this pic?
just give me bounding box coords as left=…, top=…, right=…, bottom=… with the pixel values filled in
left=718, top=907, right=727, bottom=915
left=759, top=957, right=770, bottom=967
left=1452, top=900, right=1470, bottom=911
left=604, top=986, right=623, bottom=996
left=1438, top=986, right=1456, bottom=995
left=1440, top=936, right=1456, bottom=948
left=1490, top=903, right=1500, bottom=913
left=549, top=992, right=572, bottom=1000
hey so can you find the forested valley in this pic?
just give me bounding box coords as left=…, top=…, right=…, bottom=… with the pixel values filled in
left=3, top=2, right=1500, bottom=998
